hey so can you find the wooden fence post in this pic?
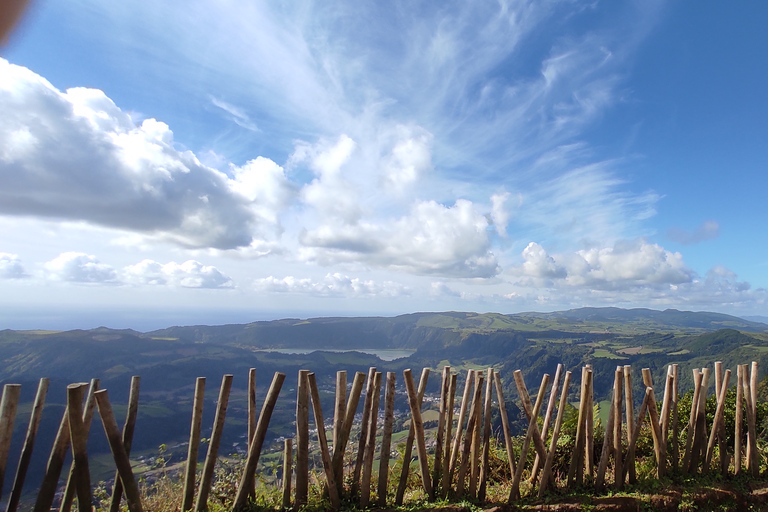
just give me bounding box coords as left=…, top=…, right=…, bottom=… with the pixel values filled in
left=0, top=383, right=21, bottom=500
left=333, top=371, right=347, bottom=457
left=671, top=364, right=679, bottom=472
left=195, top=374, right=233, bottom=512
left=447, top=370, right=474, bottom=487
left=493, top=372, right=516, bottom=482
left=67, top=383, right=92, bottom=512
left=395, top=368, right=429, bottom=506
left=377, top=372, right=396, bottom=507
left=432, top=366, right=450, bottom=493
left=360, top=371, right=381, bottom=507
left=642, top=368, right=665, bottom=477
left=735, top=365, right=744, bottom=475
left=6, top=378, right=48, bottom=512
left=512, top=371, right=549, bottom=472
left=456, top=371, right=482, bottom=498
left=109, top=375, right=140, bottom=512
left=478, top=368, right=493, bottom=501
left=306, top=373, right=340, bottom=510
left=295, top=370, right=310, bottom=507
left=682, top=369, right=703, bottom=473
left=705, top=369, right=731, bottom=469
left=585, top=365, right=594, bottom=480
left=94, top=390, right=143, bottom=512
left=510, top=373, right=550, bottom=501
left=613, top=367, right=623, bottom=489
left=530, top=364, right=563, bottom=485
left=233, top=372, right=285, bottom=511
left=282, top=439, right=292, bottom=510
left=34, top=379, right=98, bottom=512
left=352, top=367, right=376, bottom=495
left=623, top=365, right=636, bottom=484
left=469, top=371, right=483, bottom=498
left=182, top=377, right=205, bottom=512
left=403, top=369, right=433, bottom=500
left=567, top=368, right=589, bottom=487
left=331, top=371, right=365, bottom=494
left=538, top=370, right=572, bottom=497
left=440, top=373, right=457, bottom=498
left=60, top=379, right=101, bottom=512
left=743, top=366, right=758, bottom=477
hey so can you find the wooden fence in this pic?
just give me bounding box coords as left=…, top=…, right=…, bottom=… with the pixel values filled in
left=0, top=361, right=762, bottom=511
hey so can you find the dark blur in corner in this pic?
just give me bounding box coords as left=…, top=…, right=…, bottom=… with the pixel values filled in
left=0, top=0, right=33, bottom=47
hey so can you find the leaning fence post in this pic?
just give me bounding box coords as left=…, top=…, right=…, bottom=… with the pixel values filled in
left=307, top=373, right=340, bottom=510
left=403, top=369, right=434, bottom=500
left=94, top=390, right=143, bottom=512
left=567, top=368, right=589, bottom=487
left=682, top=369, right=703, bottom=473
left=6, top=378, right=48, bottom=512
left=493, top=372, right=516, bottom=482
left=233, top=372, right=285, bottom=511
left=331, top=371, right=365, bottom=494
left=0, top=383, right=21, bottom=500
left=531, top=364, right=563, bottom=485
left=182, top=377, right=205, bottom=511
left=510, top=373, right=549, bottom=501
left=34, top=379, right=98, bottom=512
left=195, top=374, right=233, bottom=512
left=395, top=368, right=429, bottom=506
left=109, top=375, right=140, bottom=512
left=705, top=369, right=731, bottom=469
left=478, top=368, right=494, bottom=502
left=538, top=370, right=572, bottom=497
left=447, top=369, right=474, bottom=486
left=352, top=367, right=377, bottom=495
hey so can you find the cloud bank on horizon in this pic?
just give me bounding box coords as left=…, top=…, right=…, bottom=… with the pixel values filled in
left=1, top=0, right=766, bottom=328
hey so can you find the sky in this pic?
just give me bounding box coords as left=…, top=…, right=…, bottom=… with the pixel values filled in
left=1, top=0, right=767, bottom=330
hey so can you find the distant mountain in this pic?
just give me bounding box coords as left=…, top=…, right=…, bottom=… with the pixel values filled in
left=143, top=307, right=768, bottom=350
left=742, top=315, right=768, bottom=324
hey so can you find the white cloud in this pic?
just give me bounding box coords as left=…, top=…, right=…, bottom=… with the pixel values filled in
left=0, top=59, right=288, bottom=252
left=254, top=273, right=409, bottom=298
left=0, top=253, right=26, bottom=279
left=44, top=252, right=118, bottom=283
left=512, top=240, right=693, bottom=290
left=381, top=125, right=433, bottom=192
left=490, top=192, right=511, bottom=237
left=430, top=281, right=461, bottom=298
left=123, top=259, right=233, bottom=288
left=300, top=199, right=499, bottom=278
left=667, top=220, right=720, bottom=245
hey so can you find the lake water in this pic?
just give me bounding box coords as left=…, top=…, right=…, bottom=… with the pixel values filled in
left=257, top=348, right=416, bottom=361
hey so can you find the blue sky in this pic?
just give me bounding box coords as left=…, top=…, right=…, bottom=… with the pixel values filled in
left=1, top=0, right=766, bottom=330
